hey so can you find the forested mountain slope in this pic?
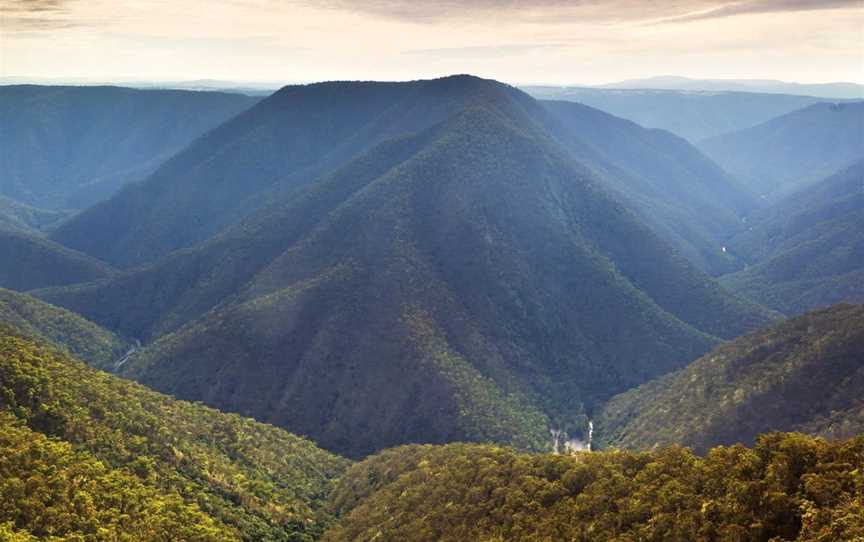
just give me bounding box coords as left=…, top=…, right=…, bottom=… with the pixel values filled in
left=597, top=304, right=864, bottom=453
left=0, top=196, right=69, bottom=233
left=721, top=160, right=864, bottom=314
left=35, top=77, right=776, bottom=458
left=0, top=229, right=115, bottom=291
left=524, top=86, right=827, bottom=141
left=544, top=99, right=753, bottom=274
left=0, top=85, right=257, bottom=209
left=699, top=101, right=864, bottom=196
left=0, top=288, right=127, bottom=370
left=321, top=437, right=864, bottom=541
left=0, top=328, right=350, bottom=541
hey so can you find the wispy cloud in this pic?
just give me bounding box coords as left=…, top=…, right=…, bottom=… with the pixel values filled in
left=315, top=0, right=862, bottom=24
left=404, top=43, right=575, bottom=58
left=0, top=0, right=76, bottom=30
left=647, top=0, right=861, bottom=24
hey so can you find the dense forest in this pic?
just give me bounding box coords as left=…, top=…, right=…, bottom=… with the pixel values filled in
left=0, top=327, right=350, bottom=541
left=598, top=304, right=864, bottom=452
left=323, top=435, right=863, bottom=541
left=2, top=325, right=861, bottom=541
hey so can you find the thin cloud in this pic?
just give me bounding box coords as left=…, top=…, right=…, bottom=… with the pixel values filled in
left=404, top=43, right=576, bottom=58
left=316, top=0, right=862, bottom=24
left=648, top=0, right=861, bottom=24
left=1, top=0, right=76, bottom=31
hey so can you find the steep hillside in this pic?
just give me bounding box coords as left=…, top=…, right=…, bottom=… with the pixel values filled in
left=51, top=77, right=526, bottom=267
left=0, top=229, right=115, bottom=291
left=597, top=304, right=864, bottom=453
left=322, top=437, right=864, bottom=542
left=0, top=328, right=350, bottom=541
left=699, top=101, right=864, bottom=196
left=0, top=288, right=127, bottom=370
left=524, top=86, right=826, bottom=141
left=37, top=78, right=775, bottom=458
left=0, top=196, right=69, bottom=233
left=0, top=85, right=257, bottom=209
left=721, top=161, right=864, bottom=315
left=0, top=415, right=234, bottom=541
left=544, top=99, right=753, bottom=274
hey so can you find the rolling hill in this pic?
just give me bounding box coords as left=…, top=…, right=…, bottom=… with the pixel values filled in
left=38, top=76, right=776, bottom=458
left=0, top=85, right=257, bottom=209
left=699, top=101, right=864, bottom=196
left=0, top=327, right=350, bottom=541
left=597, top=304, right=864, bottom=453
left=721, top=160, right=864, bottom=315
left=0, top=228, right=115, bottom=291
left=523, top=86, right=828, bottom=141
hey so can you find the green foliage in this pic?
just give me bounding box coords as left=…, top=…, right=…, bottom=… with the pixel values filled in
left=0, top=229, right=115, bottom=291
left=323, top=434, right=864, bottom=542
left=597, top=304, right=864, bottom=452
left=0, top=329, right=351, bottom=541
left=0, top=413, right=235, bottom=541
left=0, top=288, right=128, bottom=370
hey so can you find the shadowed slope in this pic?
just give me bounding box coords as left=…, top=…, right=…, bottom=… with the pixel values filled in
left=597, top=304, right=864, bottom=453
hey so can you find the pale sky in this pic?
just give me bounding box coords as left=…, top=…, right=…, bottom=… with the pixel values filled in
left=1, top=0, right=862, bottom=86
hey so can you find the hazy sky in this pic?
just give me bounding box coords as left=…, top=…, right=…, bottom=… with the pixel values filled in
left=1, top=0, right=862, bottom=85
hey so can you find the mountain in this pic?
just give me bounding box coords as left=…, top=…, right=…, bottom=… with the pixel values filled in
left=542, top=99, right=753, bottom=274
left=597, top=304, right=864, bottom=453
left=523, top=86, right=829, bottom=141
left=699, top=101, right=864, bottom=196
left=52, top=77, right=526, bottom=268
left=40, top=76, right=776, bottom=458
left=0, top=229, right=115, bottom=291
left=321, top=436, right=864, bottom=541
left=52, top=77, right=755, bottom=276
left=0, top=195, right=70, bottom=233
left=720, top=161, right=864, bottom=315
left=0, top=288, right=128, bottom=370
left=0, top=327, right=350, bottom=541
left=0, top=85, right=257, bottom=209
left=600, top=76, right=864, bottom=99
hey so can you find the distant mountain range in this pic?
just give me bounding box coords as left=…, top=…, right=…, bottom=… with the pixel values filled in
left=699, top=101, right=864, bottom=197
left=36, top=76, right=775, bottom=457
left=523, top=86, right=833, bottom=142
left=0, top=85, right=257, bottom=209
left=599, top=76, right=864, bottom=99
